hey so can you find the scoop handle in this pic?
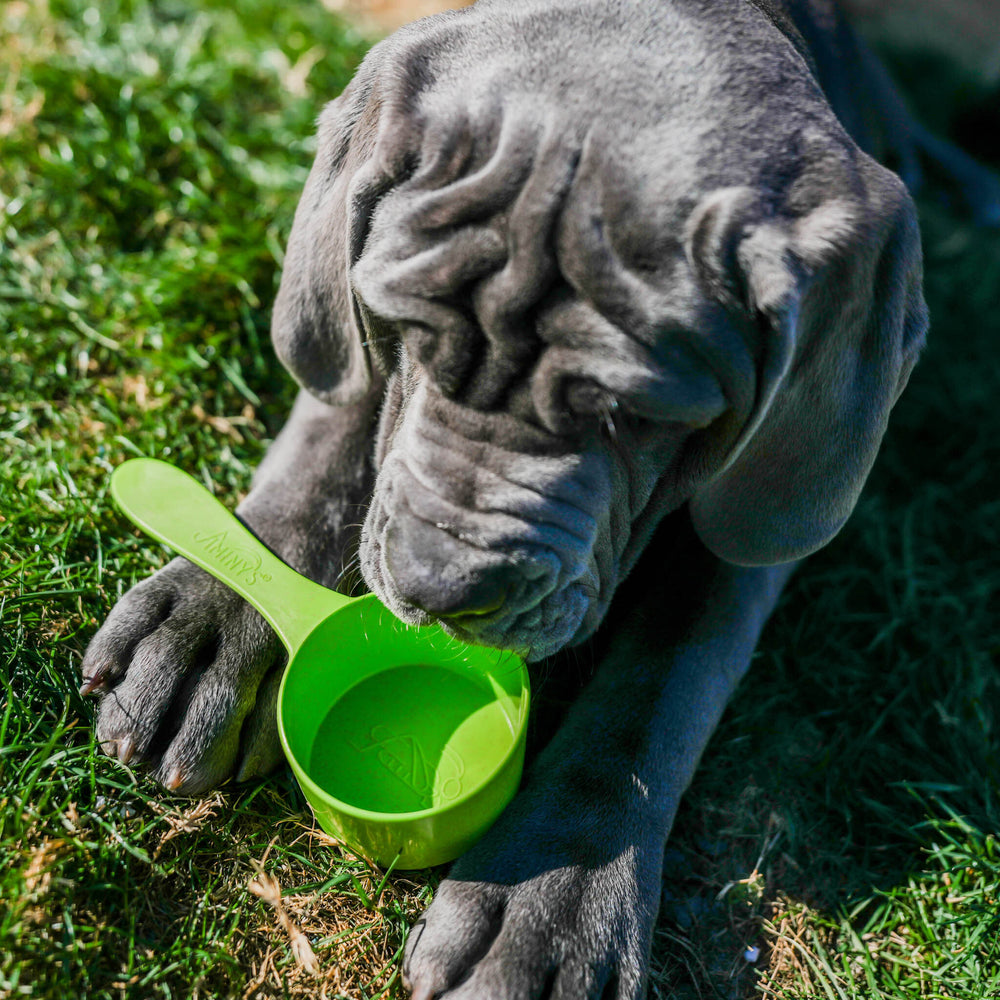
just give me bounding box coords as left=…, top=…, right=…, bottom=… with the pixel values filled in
left=110, top=458, right=352, bottom=654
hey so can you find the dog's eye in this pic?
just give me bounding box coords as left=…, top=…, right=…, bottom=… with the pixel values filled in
left=564, top=379, right=609, bottom=417
left=563, top=381, right=631, bottom=440
left=557, top=379, right=663, bottom=442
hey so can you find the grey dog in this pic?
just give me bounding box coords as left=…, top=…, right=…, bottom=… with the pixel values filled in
left=81, top=0, right=999, bottom=996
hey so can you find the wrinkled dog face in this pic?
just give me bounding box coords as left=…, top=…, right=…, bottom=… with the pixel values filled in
left=271, top=3, right=927, bottom=662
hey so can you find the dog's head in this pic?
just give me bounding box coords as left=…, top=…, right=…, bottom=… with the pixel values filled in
left=272, top=3, right=927, bottom=659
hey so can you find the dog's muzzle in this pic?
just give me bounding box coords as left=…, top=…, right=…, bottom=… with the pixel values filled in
left=359, top=385, right=614, bottom=659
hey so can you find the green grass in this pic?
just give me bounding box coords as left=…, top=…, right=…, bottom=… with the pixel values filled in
left=2, top=2, right=999, bottom=998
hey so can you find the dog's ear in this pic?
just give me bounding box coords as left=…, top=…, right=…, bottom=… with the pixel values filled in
left=271, top=50, right=409, bottom=405
left=686, top=160, right=928, bottom=566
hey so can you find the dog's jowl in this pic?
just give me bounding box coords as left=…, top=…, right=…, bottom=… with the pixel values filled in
left=82, top=1, right=1000, bottom=996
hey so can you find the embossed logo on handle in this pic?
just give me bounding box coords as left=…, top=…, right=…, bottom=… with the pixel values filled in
left=193, top=529, right=273, bottom=586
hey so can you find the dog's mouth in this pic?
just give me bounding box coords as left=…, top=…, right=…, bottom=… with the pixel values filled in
left=439, top=583, right=595, bottom=656
left=367, top=546, right=600, bottom=662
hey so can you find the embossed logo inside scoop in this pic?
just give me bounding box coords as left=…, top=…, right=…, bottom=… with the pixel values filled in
left=350, top=724, right=465, bottom=806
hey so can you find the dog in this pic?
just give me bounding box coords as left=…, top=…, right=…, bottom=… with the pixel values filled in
left=80, top=1, right=1000, bottom=996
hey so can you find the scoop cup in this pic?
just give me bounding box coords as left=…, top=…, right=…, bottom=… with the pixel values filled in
left=110, top=458, right=529, bottom=868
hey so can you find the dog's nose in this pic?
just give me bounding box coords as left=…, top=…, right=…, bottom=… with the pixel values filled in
left=384, top=509, right=511, bottom=620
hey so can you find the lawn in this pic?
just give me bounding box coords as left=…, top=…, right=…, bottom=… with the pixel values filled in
left=1, top=2, right=998, bottom=998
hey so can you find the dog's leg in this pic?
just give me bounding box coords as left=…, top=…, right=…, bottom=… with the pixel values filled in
left=403, top=513, right=797, bottom=1000
left=777, top=0, right=1000, bottom=222
left=795, top=0, right=1000, bottom=224
left=81, top=387, right=381, bottom=794
left=852, top=35, right=1000, bottom=225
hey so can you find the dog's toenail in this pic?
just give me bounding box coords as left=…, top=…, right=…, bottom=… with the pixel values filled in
left=79, top=669, right=108, bottom=696
left=118, top=736, right=136, bottom=765
left=164, top=767, right=185, bottom=791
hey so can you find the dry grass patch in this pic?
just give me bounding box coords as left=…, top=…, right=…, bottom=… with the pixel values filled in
left=235, top=823, right=429, bottom=999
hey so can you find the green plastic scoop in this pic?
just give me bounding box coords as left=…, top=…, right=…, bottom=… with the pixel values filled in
left=110, top=458, right=529, bottom=869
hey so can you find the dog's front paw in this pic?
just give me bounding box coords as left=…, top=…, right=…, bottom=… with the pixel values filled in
left=81, top=556, right=286, bottom=794
left=402, top=796, right=662, bottom=1000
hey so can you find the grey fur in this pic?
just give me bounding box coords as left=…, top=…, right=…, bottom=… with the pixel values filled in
left=82, top=0, right=998, bottom=994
